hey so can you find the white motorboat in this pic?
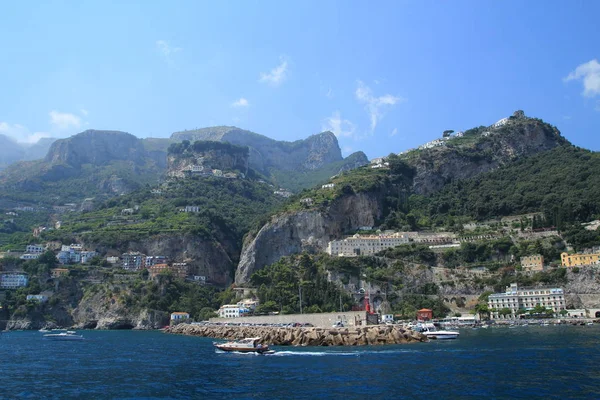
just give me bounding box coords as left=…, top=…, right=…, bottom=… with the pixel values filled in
left=422, top=328, right=459, bottom=340
left=43, top=331, right=84, bottom=341
left=416, top=323, right=459, bottom=340
left=214, top=337, right=273, bottom=354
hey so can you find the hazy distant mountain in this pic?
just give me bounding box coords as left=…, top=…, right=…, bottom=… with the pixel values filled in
left=0, top=134, right=26, bottom=169
left=0, top=135, right=56, bottom=170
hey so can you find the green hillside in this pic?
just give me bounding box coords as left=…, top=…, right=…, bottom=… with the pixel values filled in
left=409, top=146, right=600, bottom=228
left=41, top=175, right=283, bottom=253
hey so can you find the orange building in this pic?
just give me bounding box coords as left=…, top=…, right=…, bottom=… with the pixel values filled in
left=417, top=308, right=433, bottom=321
left=148, top=263, right=188, bottom=279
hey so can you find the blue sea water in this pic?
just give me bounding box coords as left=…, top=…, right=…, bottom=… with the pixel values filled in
left=0, top=325, right=599, bottom=399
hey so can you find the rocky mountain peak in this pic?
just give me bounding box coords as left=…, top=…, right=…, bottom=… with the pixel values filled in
left=44, top=130, right=146, bottom=167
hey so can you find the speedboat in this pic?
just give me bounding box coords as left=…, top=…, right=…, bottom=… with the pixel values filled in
left=415, top=323, right=459, bottom=340
left=214, top=337, right=273, bottom=354
left=422, top=328, right=460, bottom=340
left=43, top=331, right=84, bottom=341
left=39, top=328, right=50, bottom=333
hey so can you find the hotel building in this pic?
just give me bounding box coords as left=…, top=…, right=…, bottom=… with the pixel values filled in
left=488, top=283, right=565, bottom=319
left=327, top=233, right=410, bottom=257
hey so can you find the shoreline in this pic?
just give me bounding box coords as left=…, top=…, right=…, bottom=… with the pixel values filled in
left=167, top=323, right=428, bottom=346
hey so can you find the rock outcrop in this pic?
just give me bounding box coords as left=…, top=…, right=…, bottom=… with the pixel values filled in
left=408, top=117, right=565, bottom=195
left=235, top=115, right=568, bottom=283
left=45, top=130, right=148, bottom=167
left=110, top=233, right=234, bottom=286
left=235, top=192, right=383, bottom=284
left=168, top=323, right=428, bottom=346
left=171, top=126, right=344, bottom=174
left=167, top=141, right=249, bottom=178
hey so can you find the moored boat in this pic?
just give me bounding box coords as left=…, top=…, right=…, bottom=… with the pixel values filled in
left=416, top=323, right=459, bottom=340
left=214, top=337, right=273, bottom=354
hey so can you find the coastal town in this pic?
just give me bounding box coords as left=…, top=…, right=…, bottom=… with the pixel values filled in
left=4, top=212, right=599, bottom=331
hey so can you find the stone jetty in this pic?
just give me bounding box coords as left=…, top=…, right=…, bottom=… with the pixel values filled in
left=167, top=323, right=428, bottom=346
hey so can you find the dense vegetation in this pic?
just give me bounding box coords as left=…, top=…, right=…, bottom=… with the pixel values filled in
left=249, top=254, right=355, bottom=314
left=409, top=146, right=600, bottom=228
left=0, top=159, right=164, bottom=206
left=269, top=152, right=368, bottom=193
left=248, top=253, right=450, bottom=318
left=41, top=175, right=283, bottom=253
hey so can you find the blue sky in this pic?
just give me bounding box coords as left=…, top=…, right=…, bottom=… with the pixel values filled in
left=0, top=1, right=599, bottom=159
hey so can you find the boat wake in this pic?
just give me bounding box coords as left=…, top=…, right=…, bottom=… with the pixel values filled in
left=271, top=349, right=423, bottom=357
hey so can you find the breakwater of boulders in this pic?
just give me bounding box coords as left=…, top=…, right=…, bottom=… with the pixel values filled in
left=167, top=323, right=428, bottom=346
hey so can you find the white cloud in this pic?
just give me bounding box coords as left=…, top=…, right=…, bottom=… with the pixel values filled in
left=231, top=98, right=249, bottom=107
left=0, top=122, right=51, bottom=144
left=80, top=108, right=89, bottom=116
left=49, top=111, right=81, bottom=130
left=355, top=80, right=405, bottom=132
left=259, top=57, right=288, bottom=86
left=564, top=59, right=600, bottom=97
left=342, top=146, right=353, bottom=155
left=322, top=111, right=356, bottom=138
left=390, top=128, right=398, bottom=137
left=156, top=40, right=182, bottom=67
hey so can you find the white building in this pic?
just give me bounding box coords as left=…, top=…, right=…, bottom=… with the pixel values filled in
left=122, top=252, right=146, bottom=271
left=0, top=273, right=28, bottom=289
left=80, top=251, right=98, bottom=264
left=488, top=283, right=565, bottom=319
left=419, top=138, right=447, bottom=150
left=274, top=189, right=293, bottom=198
left=492, top=117, right=509, bottom=128
left=218, top=304, right=251, bottom=318
left=327, top=232, right=410, bottom=257
left=322, top=183, right=335, bottom=189
left=106, top=256, right=120, bottom=264
left=26, top=245, right=45, bottom=254
left=27, top=294, right=48, bottom=303
left=20, top=253, right=41, bottom=260
left=146, top=256, right=168, bottom=266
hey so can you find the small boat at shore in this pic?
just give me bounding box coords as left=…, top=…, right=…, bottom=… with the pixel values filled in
left=214, top=337, right=274, bottom=354
left=415, top=323, right=459, bottom=340
left=43, top=331, right=84, bottom=341
left=422, top=328, right=460, bottom=340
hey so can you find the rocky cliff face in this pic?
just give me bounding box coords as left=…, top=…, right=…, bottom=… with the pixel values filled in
left=235, top=192, right=383, bottom=284
left=95, top=233, right=235, bottom=286
left=45, top=130, right=147, bottom=167
left=171, top=126, right=344, bottom=174
left=234, top=115, right=568, bottom=284
left=72, top=290, right=169, bottom=330
left=167, top=143, right=249, bottom=179
left=409, top=118, right=565, bottom=195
